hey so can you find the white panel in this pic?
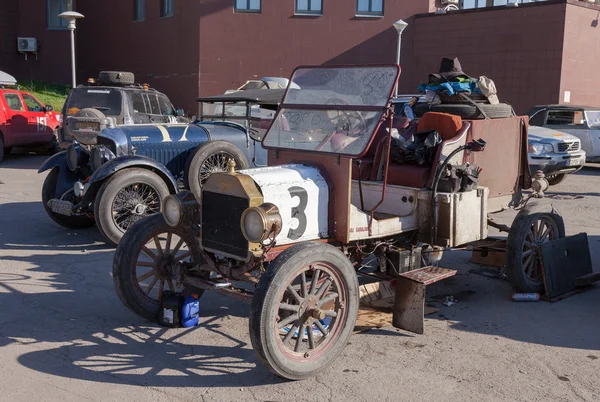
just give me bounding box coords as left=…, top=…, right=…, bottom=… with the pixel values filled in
left=241, top=164, right=329, bottom=245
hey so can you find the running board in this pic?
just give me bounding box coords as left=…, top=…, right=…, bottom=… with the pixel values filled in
left=392, top=266, right=457, bottom=334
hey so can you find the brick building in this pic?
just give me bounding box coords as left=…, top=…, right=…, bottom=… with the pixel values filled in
left=1, top=0, right=600, bottom=115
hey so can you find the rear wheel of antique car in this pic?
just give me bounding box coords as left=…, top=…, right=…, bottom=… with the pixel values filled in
left=184, top=141, right=249, bottom=202
left=41, top=167, right=95, bottom=229
left=546, top=173, right=567, bottom=186
left=505, top=203, right=565, bottom=293
left=249, top=242, right=359, bottom=380
left=113, top=213, right=205, bottom=320
left=95, top=168, right=171, bottom=246
left=48, top=129, right=62, bottom=154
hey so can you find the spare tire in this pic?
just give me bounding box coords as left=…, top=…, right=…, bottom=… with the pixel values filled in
left=98, top=71, right=135, bottom=86
left=415, top=103, right=514, bottom=119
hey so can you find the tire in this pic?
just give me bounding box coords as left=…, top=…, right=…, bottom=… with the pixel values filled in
left=98, top=71, right=135, bottom=86
left=546, top=173, right=567, bottom=186
left=415, top=103, right=514, bottom=119
left=505, top=202, right=565, bottom=293
left=112, top=213, right=205, bottom=320
left=48, top=129, right=62, bottom=154
left=184, top=141, right=249, bottom=201
left=249, top=242, right=359, bottom=380
left=41, top=167, right=95, bottom=229
left=94, top=168, right=171, bottom=246
left=0, top=137, right=4, bottom=163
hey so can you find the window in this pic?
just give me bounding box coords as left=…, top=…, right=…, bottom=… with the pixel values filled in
left=161, top=0, right=174, bottom=17
left=356, top=0, right=383, bottom=16
left=461, top=0, right=546, bottom=9
left=235, top=0, right=261, bottom=13
left=134, top=0, right=145, bottom=21
left=157, top=95, right=174, bottom=116
left=546, top=111, right=585, bottom=126
left=144, top=94, right=161, bottom=115
left=47, top=0, right=72, bottom=29
left=296, top=0, right=322, bottom=15
left=3, top=94, right=25, bottom=111
left=129, top=92, right=147, bottom=114
left=22, top=94, right=44, bottom=112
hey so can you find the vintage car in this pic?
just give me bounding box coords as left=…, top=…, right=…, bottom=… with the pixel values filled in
left=38, top=88, right=283, bottom=245
left=0, top=70, right=62, bottom=162
left=527, top=125, right=586, bottom=185
left=112, top=65, right=562, bottom=380
left=59, top=71, right=189, bottom=149
left=528, top=104, right=600, bottom=163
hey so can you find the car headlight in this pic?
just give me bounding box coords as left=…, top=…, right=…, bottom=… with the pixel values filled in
left=528, top=142, right=553, bottom=155
left=162, top=191, right=198, bottom=227
left=66, top=143, right=89, bottom=171
left=90, top=145, right=115, bottom=171
left=241, top=203, right=282, bottom=243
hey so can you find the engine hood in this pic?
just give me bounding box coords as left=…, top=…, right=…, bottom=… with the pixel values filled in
left=240, top=164, right=329, bottom=246
left=114, top=123, right=209, bottom=144
left=528, top=126, right=579, bottom=143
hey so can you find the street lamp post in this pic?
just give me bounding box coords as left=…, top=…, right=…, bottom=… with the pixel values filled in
left=59, top=11, right=85, bottom=88
left=393, top=19, right=408, bottom=97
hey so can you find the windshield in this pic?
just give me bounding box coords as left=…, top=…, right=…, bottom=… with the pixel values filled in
left=262, top=66, right=399, bottom=156
left=585, top=111, right=600, bottom=128
left=65, top=88, right=122, bottom=117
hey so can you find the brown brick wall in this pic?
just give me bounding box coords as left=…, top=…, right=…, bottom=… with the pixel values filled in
left=198, top=0, right=434, bottom=98
left=13, top=0, right=72, bottom=84
left=400, top=2, right=569, bottom=114
left=75, top=1, right=202, bottom=115
left=559, top=2, right=600, bottom=107
left=0, top=2, right=20, bottom=77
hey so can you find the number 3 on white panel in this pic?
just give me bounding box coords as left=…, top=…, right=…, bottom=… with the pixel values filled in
left=287, top=186, right=308, bottom=240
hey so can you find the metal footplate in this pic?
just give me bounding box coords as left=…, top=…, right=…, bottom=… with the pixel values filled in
left=47, top=199, right=75, bottom=216
left=392, top=266, right=457, bottom=335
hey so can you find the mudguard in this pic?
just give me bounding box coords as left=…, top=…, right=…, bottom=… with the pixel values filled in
left=37, top=151, right=85, bottom=197
left=38, top=151, right=68, bottom=174
left=86, top=155, right=178, bottom=195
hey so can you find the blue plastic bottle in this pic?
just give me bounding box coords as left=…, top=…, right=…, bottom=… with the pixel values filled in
left=182, top=294, right=200, bottom=327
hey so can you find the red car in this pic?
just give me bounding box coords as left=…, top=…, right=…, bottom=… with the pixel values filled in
left=0, top=71, right=62, bottom=163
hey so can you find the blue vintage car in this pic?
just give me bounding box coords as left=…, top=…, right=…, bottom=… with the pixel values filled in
left=38, top=88, right=284, bottom=245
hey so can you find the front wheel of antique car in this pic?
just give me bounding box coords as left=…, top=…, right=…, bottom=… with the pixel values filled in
left=249, top=242, right=359, bottom=380
left=113, top=213, right=205, bottom=320
left=505, top=203, right=565, bottom=293
left=184, top=141, right=249, bottom=201
left=41, top=167, right=95, bottom=229
left=95, top=168, right=171, bottom=246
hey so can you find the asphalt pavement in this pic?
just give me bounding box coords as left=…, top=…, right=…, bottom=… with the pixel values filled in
left=0, top=151, right=599, bottom=402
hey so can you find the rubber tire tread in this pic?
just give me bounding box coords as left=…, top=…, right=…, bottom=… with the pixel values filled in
left=41, top=167, right=95, bottom=229
left=505, top=202, right=565, bottom=293
left=112, top=213, right=204, bottom=320
left=94, top=168, right=170, bottom=246
left=184, top=140, right=249, bottom=202
left=415, top=103, right=514, bottom=119
left=0, top=137, right=4, bottom=163
left=98, top=71, right=135, bottom=86
left=249, top=242, right=359, bottom=380
left=546, top=174, right=567, bottom=186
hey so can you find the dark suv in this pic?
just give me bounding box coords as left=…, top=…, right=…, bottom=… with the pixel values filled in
left=60, top=71, right=188, bottom=147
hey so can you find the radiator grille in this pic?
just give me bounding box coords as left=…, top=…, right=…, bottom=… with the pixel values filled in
left=201, top=191, right=249, bottom=259
left=557, top=142, right=580, bottom=152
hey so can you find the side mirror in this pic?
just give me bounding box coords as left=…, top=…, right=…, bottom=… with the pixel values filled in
left=44, top=105, right=53, bottom=112
left=176, top=108, right=185, bottom=117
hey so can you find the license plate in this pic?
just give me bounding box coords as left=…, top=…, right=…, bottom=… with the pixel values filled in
left=76, top=122, right=99, bottom=131
left=567, top=158, right=581, bottom=167
left=48, top=199, right=74, bottom=216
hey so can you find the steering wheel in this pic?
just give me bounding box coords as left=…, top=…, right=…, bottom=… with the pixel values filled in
left=315, top=98, right=367, bottom=152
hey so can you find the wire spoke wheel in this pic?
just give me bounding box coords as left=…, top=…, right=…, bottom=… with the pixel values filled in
left=112, top=183, right=161, bottom=232
left=250, top=243, right=359, bottom=380
left=197, top=151, right=236, bottom=185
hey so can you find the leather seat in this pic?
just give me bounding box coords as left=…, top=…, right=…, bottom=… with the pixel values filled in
left=369, top=112, right=464, bottom=188
left=352, top=116, right=412, bottom=181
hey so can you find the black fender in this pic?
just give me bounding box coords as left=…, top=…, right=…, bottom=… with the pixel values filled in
left=37, top=151, right=85, bottom=197
left=82, top=155, right=178, bottom=204
left=38, top=151, right=68, bottom=173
